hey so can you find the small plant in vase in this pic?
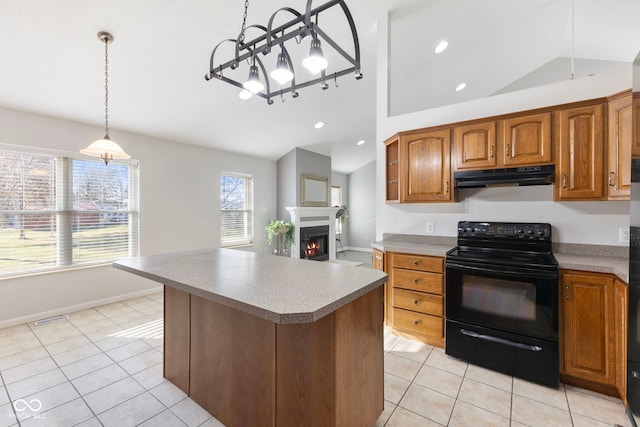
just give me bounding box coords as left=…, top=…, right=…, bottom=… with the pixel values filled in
left=336, top=205, right=348, bottom=223
left=266, top=220, right=295, bottom=256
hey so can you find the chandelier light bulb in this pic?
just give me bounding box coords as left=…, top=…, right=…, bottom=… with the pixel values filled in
left=435, top=40, right=449, bottom=54
left=270, top=52, right=294, bottom=85
left=302, top=37, right=328, bottom=75
left=238, top=89, right=253, bottom=100
left=243, top=64, right=264, bottom=94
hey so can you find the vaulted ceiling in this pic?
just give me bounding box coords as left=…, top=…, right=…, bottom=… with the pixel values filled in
left=1, top=0, right=639, bottom=174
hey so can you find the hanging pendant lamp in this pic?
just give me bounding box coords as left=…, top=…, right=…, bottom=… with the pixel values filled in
left=81, top=31, right=130, bottom=165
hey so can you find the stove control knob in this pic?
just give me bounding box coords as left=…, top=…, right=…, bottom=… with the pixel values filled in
left=464, top=227, right=471, bottom=233
left=528, top=230, right=534, bottom=235
left=517, top=229, right=524, bottom=235
left=537, top=230, right=546, bottom=237
left=470, top=228, right=476, bottom=233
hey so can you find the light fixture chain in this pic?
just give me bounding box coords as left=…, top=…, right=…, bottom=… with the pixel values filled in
left=239, top=0, right=250, bottom=44
left=104, top=37, right=110, bottom=137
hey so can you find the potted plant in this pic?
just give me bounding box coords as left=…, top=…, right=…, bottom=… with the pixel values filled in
left=336, top=205, right=348, bottom=223
left=266, top=220, right=295, bottom=256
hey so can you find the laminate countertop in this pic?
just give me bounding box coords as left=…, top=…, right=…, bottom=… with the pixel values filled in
left=372, top=236, right=629, bottom=283
left=113, top=248, right=388, bottom=324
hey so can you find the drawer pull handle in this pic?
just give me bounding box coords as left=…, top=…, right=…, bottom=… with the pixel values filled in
left=412, top=278, right=419, bottom=284
left=413, top=320, right=420, bottom=325
left=413, top=299, right=419, bottom=305
left=413, top=260, right=419, bottom=266
left=609, top=171, right=615, bottom=187
left=562, top=174, right=567, bottom=189
left=505, top=143, right=510, bottom=158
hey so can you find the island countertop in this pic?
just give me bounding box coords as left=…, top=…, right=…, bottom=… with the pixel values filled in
left=113, top=248, right=388, bottom=324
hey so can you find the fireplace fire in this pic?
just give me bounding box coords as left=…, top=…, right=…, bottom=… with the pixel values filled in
left=300, top=225, right=329, bottom=261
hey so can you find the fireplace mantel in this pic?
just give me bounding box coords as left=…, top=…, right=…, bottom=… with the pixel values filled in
left=286, top=207, right=339, bottom=260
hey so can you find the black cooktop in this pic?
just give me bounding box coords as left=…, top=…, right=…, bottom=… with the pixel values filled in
left=447, top=221, right=558, bottom=270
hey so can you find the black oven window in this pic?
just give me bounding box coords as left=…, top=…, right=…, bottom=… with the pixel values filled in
left=461, top=274, right=536, bottom=320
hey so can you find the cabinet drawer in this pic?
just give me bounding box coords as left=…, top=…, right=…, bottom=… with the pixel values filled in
left=393, top=288, right=443, bottom=316
left=392, top=254, right=443, bottom=273
left=392, top=268, right=443, bottom=294
left=393, top=308, right=443, bottom=338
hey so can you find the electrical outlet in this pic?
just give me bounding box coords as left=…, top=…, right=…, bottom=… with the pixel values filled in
left=620, top=227, right=630, bottom=243
left=426, top=222, right=435, bottom=235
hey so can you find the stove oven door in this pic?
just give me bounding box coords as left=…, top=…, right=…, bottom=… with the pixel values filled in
left=445, top=259, right=559, bottom=387
left=446, top=260, right=558, bottom=341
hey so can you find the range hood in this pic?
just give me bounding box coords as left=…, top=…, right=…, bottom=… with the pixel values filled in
left=454, top=165, right=555, bottom=188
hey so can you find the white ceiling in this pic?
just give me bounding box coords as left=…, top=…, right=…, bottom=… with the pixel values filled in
left=2, top=0, right=640, bottom=174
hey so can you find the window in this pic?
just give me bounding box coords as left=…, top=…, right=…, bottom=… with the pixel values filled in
left=331, top=185, right=343, bottom=207
left=220, top=172, right=253, bottom=247
left=0, top=148, right=139, bottom=277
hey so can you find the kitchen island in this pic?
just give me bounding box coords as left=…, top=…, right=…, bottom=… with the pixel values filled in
left=114, top=248, right=388, bottom=427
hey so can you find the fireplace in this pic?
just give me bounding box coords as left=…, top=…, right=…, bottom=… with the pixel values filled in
left=286, top=206, right=339, bottom=260
left=300, top=225, right=329, bottom=261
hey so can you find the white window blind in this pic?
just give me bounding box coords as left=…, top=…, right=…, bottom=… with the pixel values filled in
left=0, top=149, right=139, bottom=277
left=220, top=173, right=253, bottom=247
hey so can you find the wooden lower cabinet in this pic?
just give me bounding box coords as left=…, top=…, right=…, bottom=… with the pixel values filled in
left=388, top=252, right=445, bottom=347
left=615, top=278, right=628, bottom=403
left=560, top=270, right=627, bottom=398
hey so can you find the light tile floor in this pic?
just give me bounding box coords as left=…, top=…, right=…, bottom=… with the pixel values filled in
left=0, top=291, right=632, bottom=426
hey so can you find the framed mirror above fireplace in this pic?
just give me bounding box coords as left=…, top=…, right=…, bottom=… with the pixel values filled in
left=301, top=174, right=329, bottom=207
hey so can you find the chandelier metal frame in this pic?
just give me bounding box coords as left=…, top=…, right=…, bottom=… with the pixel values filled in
left=204, top=0, right=362, bottom=104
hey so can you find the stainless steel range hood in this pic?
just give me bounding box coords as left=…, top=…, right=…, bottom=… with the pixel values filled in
left=454, top=165, right=555, bottom=188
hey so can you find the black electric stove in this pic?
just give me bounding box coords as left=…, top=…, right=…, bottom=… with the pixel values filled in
left=445, top=221, right=559, bottom=387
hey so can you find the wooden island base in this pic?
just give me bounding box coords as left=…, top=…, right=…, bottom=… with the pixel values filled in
left=164, top=285, right=384, bottom=427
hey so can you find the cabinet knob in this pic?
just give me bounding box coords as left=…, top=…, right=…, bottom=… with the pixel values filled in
left=609, top=172, right=615, bottom=187
left=413, top=320, right=420, bottom=325
left=413, top=260, right=419, bottom=266
left=413, top=299, right=419, bottom=305
left=505, top=143, right=510, bottom=158
left=412, top=278, right=419, bottom=284
left=562, top=174, right=567, bottom=189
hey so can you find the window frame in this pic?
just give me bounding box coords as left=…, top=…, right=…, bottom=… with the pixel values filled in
left=220, top=171, right=254, bottom=248
left=0, top=144, right=139, bottom=278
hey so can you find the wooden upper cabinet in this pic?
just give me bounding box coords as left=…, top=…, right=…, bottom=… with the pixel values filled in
left=453, top=122, right=497, bottom=170
left=634, top=94, right=640, bottom=158
left=384, top=136, right=400, bottom=203
left=502, top=113, right=552, bottom=167
left=608, top=94, right=632, bottom=200
left=554, top=104, right=605, bottom=200
left=400, top=129, right=452, bottom=202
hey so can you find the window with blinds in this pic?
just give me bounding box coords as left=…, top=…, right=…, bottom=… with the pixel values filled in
left=0, top=149, right=139, bottom=277
left=220, top=173, right=253, bottom=247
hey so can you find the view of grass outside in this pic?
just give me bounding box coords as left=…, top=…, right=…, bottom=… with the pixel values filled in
left=0, top=224, right=129, bottom=275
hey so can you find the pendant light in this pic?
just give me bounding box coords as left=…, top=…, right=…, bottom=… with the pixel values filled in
left=270, top=49, right=294, bottom=85
left=302, top=34, right=328, bottom=75
left=243, top=59, right=265, bottom=94
left=81, top=31, right=130, bottom=165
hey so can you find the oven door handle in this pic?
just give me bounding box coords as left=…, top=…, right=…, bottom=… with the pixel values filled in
left=459, top=328, right=543, bottom=352
left=446, top=261, right=557, bottom=279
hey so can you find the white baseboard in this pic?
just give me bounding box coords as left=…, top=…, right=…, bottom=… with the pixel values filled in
left=344, top=247, right=373, bottom=253
left=0, top=286, right=163, bottom=329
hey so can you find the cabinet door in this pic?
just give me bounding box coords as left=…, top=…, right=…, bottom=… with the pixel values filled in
left=502, top=113, right=552, bottom=166
left=554, top=104, right=605, bottom=200
left=400, top=130, right=452, bottom=202
left=634, top=97, right=640, bottom=157
left=562, top=272, right=615, bottom=386
left=615, top=279, right=628, bottom=402
left=608, top=96, right=632, bottom=199
left=385, top=136, right=400, bottom=203
left=453, top=122, right=497, bottom=170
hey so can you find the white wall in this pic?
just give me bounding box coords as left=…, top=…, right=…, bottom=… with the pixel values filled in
left=375, top=12, right=631, bottom=246
left=0, top=107, right=277, bottom=326
left=347, top=161, right=377, bottom=250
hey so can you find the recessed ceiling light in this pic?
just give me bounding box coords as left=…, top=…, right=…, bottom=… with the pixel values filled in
left=434, top=40, right=449, bottom=54
left=356, top=139, right=366, bottom=146
left=455, top=83, right=466, bottom=92
left=314, top=121, right=325, bottom=129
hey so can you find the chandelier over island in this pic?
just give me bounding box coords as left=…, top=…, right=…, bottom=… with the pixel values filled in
left=204, top=0, right=362, bottom=104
